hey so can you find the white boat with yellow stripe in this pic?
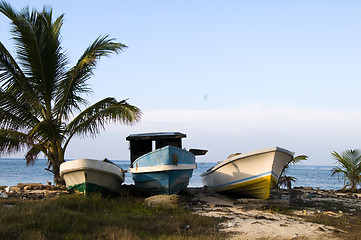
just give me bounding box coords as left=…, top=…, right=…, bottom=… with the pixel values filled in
left=201, top=147, right=293, bottom=199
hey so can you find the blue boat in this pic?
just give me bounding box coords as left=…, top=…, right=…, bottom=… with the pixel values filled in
left=127, top=132, right=207, bottom=195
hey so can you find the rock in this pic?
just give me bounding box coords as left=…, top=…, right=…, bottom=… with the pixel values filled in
left=236, top=198, right=290, bottom=209
left=228, top=222, right=236, bottom=227
left=294, top=187, right=313, bottom=190
left=292, top=233, right=299, bottom=239
left=9, top=186, right=21, bottom=192
left=17, top=183, right=42, bottom=187
left=323, top=211, right=337, bottom=216
left=145, top=195, right=180, bottom=209
left=0, top=192, right=8, bottom=198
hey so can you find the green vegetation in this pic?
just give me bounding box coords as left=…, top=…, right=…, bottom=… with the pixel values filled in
left=331, top=149, right=361, bottom=192
left=0, top=194, right=225, bottom=240
left=0, top=1, right=141, bottom=184
left=297, top=212, right=361, bottom=240
left=278, top=154, right=308, bottom=189
left=263, top=205, right=293, bottom=215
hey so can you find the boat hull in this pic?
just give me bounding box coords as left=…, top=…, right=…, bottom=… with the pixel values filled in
left=129, top=145, right=196, bottom=195
left=201, top=147, right=293, bottom=199
left=60, top=159, right=125, bottom=194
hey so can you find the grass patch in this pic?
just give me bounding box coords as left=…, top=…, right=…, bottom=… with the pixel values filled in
left=291, top=198, right=360, bottom=213
left=297, top=212, right=361, bottom=240
left=262, top=206, right=293, bottom=214
left=0, top=194, right=226, bottom=240
left=280, top=194, right=361, bottom=240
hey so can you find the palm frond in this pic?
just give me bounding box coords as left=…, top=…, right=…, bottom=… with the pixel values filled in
left=331, top=166, right=347, bottom=177
left=3, top=4, right=67, bottom=115
left=24, top=145, right=42, bottom=166
left=1, top=3, right=68, bottom=119
left=280, top=154, right=307, bottom=176
left=278, top=175, right=298, bottom=189
left=0, top=89, right=40, bottom=129
left=0, top=42, right=46, bottom=115
left=0, top=41, right=25, bottom=88
left=54, top=36, right=126, bottom=120
left=63, top=97, right=141, bottom=150
left=0, top=1, right=16, bottom=19
left=277, top=154, right=308, bottom=188
left=76, top=35, right=127, bottom=72
left=25, top=118, right=65, bottom=152
left=331, top=149, right=361, bottom=191
left=290, top=155, right=308, bottom=164
left=0, top=128, right=32, bottom=154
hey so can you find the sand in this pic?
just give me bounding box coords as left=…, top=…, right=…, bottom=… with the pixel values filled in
left=185, top=187, right=360, bottom=240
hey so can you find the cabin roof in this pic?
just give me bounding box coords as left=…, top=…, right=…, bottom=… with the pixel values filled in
left=126, top=132, right=186, bottom=141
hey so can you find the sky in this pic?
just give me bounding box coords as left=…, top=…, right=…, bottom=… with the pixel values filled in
left=1, top=1, right=361, bottom=165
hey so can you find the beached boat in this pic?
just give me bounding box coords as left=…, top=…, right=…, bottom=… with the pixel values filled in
left=60, top=158, right=125, bottom=194
left=201, top=147, right=293, bottom=199
left=127, top=132, right=206, bottom=195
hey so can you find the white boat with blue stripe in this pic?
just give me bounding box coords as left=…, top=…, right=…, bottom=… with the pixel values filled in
left=201, top=147, right=293, bottom=199
left=127, top=132, right=206, bottom=195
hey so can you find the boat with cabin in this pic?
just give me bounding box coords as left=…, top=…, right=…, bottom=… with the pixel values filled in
left=127, top=132, right=206, bottom=195
left=201, top=147, right=293, bottom=199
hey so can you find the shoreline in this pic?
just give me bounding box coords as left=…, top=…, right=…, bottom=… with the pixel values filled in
left=0, top=160, right=347, bottom=190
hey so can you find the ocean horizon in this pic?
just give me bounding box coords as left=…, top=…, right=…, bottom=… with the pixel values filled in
left=0, top=158, right=346, bottom=190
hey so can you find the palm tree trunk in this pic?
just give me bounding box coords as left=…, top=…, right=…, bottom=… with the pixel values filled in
left=53, top=163, right=65, bottom=185
left=48, top=148, right=65, bottom=186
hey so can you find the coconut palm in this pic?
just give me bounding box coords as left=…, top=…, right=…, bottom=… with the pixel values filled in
left=278, top=154, right=308, bottom=189
left=0, top=1, right=142, bottom=184
left=331, top=149, right=361, bottom=192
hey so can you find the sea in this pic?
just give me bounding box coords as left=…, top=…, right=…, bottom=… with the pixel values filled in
left=0, top=158, right=345, bottom=190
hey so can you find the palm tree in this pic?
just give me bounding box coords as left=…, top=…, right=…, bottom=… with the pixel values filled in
left=278, top=154, right=308, bottom=189
left=0, top=1, right=142, bottom=184
left=331, top=149, right=361, bottom=192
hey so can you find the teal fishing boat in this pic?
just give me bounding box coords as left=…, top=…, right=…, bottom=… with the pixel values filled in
left=127, top=132, right=207, bottom=195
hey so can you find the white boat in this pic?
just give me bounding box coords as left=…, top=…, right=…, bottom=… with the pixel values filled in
left=201, top=147, right=293, bottom=199
left=60, top=158, right=125, bottom=194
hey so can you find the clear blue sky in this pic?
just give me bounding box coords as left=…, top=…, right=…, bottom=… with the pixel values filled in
left=1, top=1, right=361, bottom=165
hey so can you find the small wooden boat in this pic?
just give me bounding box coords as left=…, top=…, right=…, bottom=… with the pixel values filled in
left=60, top=158, right=125, bottom=194
left=127, top=132, right=206, bottom=195
left=201, top=147, right=293, bottom=199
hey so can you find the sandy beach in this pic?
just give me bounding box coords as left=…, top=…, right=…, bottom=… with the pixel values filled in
left=1, top=184, right=361, bottom=239
left=184, top=187, right=361, bottom=239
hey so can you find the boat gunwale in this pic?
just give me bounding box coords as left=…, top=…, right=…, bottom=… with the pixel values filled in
left=60, top=159, right=124, bottom=180
left=200, top=147, right=293, bottom=177
left=131, top=145, right=195, bottom=166
left=129, top=163, right=197, bottom=173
